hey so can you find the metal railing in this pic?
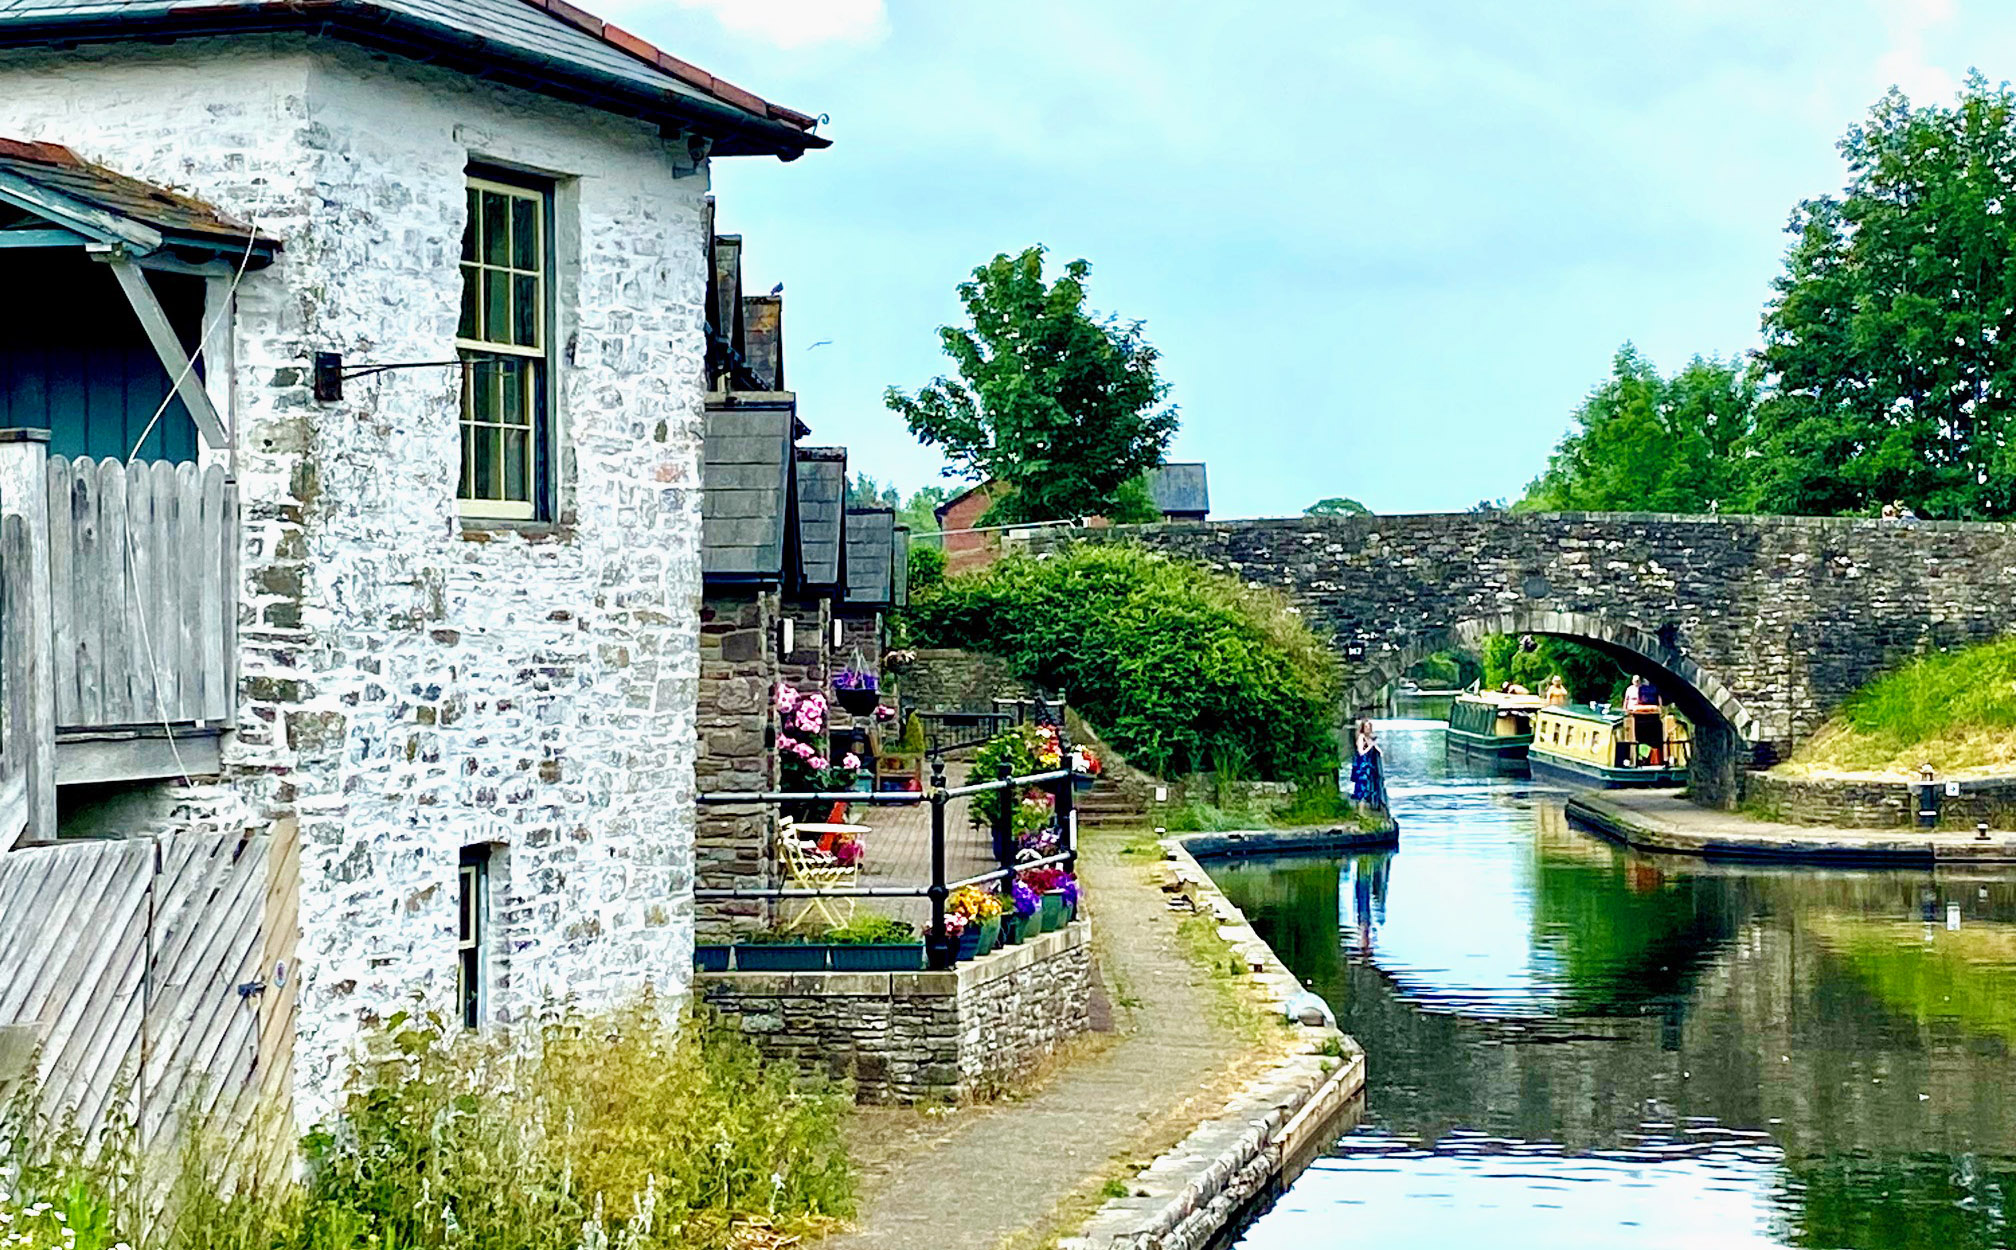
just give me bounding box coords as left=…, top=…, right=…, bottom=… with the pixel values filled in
left=697, top=753, right=1083, bottom=970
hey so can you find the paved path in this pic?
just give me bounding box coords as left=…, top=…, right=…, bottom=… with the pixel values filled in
left=822, top=819, right=1255, bottom=1250
left=1572, top=788, right=2016, bottom=863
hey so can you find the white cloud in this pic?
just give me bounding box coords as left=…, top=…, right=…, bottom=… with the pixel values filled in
left=1875, top=0, right=1958, bottom=102
left=658, top=0, right=888, bottom=49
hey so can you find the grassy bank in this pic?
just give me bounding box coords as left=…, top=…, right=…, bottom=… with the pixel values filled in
left=1783, top=636, right=2016, bottom=777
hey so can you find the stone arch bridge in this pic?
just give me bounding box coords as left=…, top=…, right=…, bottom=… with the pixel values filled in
left=1088, top=512, right=2016, bottom=805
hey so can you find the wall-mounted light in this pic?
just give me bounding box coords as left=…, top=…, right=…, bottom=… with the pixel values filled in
left=831, top=619, right=844, bottom=649
left=777, top=617, right=795, bottom=659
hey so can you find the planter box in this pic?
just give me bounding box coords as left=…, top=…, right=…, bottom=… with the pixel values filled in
left=693, top=945, right=732, bottom=973
left=956, top=929, right=981, bottom=962
left=735, top=944, right=829, bottom=972
left=1000, top=913, right=1027, bottom=945
left=1039, top=892, right=1066, bottom=933
left=977, top=915, right=1001, bottom=956
left=830, top=943, right=925, bottom=972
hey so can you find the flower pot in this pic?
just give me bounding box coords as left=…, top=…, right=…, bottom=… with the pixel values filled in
left=834, top=687, right=881, bottom=716
left=1000, top=913, right=1026, bottom=945
left=978, top=915, right=1001, bottom=956
left=1065, top=897, right=1079, bottom=924
left=830, top=943, right=925, bottom=972
left=735, top=944, right=829, bottom=972
left=693, top=945, right=731, bottom=973
left=1073, top=774, right=1097, bottom=792
left=1039, top=891, right=1066, bottom=934
left=956, top=929, right=981, bottom=962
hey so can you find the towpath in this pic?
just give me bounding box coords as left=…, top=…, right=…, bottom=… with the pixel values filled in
left=1572, top=788, right=2016, bottom=863
left=819, top=814, right=1274, bottom=1250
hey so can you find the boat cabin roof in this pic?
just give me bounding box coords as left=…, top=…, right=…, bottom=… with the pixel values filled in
left=1456, top=691, right=1546, bottom=713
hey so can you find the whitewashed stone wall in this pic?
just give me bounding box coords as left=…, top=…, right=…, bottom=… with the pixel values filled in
left=0, top=37, right=711, bottom=1125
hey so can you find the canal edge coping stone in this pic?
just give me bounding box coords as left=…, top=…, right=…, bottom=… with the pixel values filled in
left=1568, top=792, right=2016, bottom=864
left=1061, top=835, right=1368, bottom=1250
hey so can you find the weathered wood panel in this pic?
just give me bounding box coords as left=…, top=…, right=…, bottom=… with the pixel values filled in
left=0, top=830, right=282, bottom=1155
left=46, top=457, right=235, bottom=733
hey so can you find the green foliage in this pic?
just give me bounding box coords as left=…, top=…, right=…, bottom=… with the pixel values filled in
left=1753, top=76, right=2016, bottom=520
left=1405, top=649, right=1478, bottom=689
left=0, top=1003, right=853, bottom=1250
left=1522, top=346, right=1757, bottom=513
left=906, top=543, right=947, bottom=595
left=969, top=723, right=1061, bottom=831
left=845, top=472, right=900, bottom=510
left=886, top=246, right=1178, bottom=525
left=911, top=545, right=1340, bottom=780
left=1787, top=635, right=2016, bottom=774
left=1305, top=496, right=1372, bottom=517
left=823, top=915, right=918, bottom=945
left=896, top=485, right=952, bottom=546
left=1479, top=634, right=1628, bottom=705
left=1162, top=782, right=1384, bottom=833
left=1106, top=474, right=1164, bottom=524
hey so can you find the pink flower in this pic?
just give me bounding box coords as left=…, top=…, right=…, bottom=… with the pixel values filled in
left=841, top=753, right=861, bottom=771
left=791, top=741, right=816, bottom=760
left=777, top=732, right=800, bottom=752
left=808, top=756, right=828, bottom=771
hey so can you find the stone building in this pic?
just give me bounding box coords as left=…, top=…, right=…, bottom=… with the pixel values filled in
left=0, top=0, right=823, bottom=1135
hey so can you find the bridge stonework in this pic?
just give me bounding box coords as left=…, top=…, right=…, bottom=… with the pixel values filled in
left=1086, top=513, right=2016, bottom=805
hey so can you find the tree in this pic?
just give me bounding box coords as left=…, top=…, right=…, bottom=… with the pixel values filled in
left=1305, top=497, right=1373, bottom=517
left=886, top=246, right=1178, bottom=525
left=1752, top=76, right=2016, bottom=519
left=1479, top=635, right=1628, bottom=705
left=846, top=473, right=900, bottom=509
left=896, top=485, right=952, bottom=539
left=1522, top=346, right=1756, bottom=513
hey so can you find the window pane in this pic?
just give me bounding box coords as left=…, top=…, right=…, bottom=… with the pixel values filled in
left=513, top=274, right=540, bottom=348
left=484, top=271, right=508, bottom=346
left=462, top=187, right=478, bottom=263
left=458, top=264, right=480, bottom=340
left=472, top=415, right=498, bottom=499
left=459, top=418, right=476, bottom=499
left=482, top=190, right=510, bottom=266
left=503, top=427, right=529, bottom=503
left=512, top=196, right=539, bottom=271
left=500, top=358, right=525, bottom=429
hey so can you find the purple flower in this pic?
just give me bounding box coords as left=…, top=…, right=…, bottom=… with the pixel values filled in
left=1011, top=879, right=1040, bottom=917
left=1060, top=874, right=1080, bottom=908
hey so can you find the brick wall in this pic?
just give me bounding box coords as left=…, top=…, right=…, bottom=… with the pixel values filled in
left=698, top=922, right=1094, bottom=1103
left=899, top=648, right=1031, bottom=712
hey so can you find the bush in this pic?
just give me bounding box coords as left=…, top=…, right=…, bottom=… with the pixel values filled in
left=910, top=544, right=1339, bottom=780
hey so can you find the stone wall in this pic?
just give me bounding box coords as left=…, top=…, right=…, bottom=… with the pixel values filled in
left=0, top=37, right=712, bottom=1122
left=1747, top=772, right=2016, bottom=831
left=698, top=922, right=1094, bottom=1103
left=696, top=590, right=780, bottom=940
left=899, top=648, right=1031, bottom=712
left=1089, top=515, right=2016, bottom=796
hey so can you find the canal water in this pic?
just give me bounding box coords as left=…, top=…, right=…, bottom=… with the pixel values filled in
left=1215, top=718, right=2016, bottom=1249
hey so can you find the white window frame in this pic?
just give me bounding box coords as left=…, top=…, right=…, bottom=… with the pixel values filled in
left=457, top=851, right=488, bottom=1029
left=457, top=174, right=551, bottom=521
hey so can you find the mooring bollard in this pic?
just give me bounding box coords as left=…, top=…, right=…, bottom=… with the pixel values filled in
left=1919, top=763, right=1940, bottom=830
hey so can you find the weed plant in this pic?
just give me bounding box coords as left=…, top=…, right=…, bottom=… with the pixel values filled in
left=0, top=1000, right=851, bottom=1250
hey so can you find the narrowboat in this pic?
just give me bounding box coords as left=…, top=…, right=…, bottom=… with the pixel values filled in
left=1445, top=691, right=1545, bottom=760
left=1529, top=702, right=1691, bottom=788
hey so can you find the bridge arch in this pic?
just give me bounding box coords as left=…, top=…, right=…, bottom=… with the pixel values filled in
left=1346, top=609, right=1762, bottom=742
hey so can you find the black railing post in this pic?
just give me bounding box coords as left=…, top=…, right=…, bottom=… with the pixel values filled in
left=992, top=762, right=1015, bottom=876
left=926, top=758, right=953, bottom=969
left=1057, top=698, right=1078, bottom=874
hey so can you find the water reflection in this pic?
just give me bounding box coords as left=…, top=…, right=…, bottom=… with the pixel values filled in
left=1217, top=720, right=2016, bottom=1248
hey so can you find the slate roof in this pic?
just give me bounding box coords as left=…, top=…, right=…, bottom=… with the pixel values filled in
left=1146, top=463, right=1210, bottom=517
left=843, top=508, right=895, bottom=607
left=0, top=0, right=826, bottom=158
left=700, top=402, right=795, bottom=584
left=0, top=137, right=281, bottom=261
left=794, top=447, right=847, bottom=590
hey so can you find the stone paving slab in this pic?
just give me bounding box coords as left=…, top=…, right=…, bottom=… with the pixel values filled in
left=1571, top=788, right=2016, bottom=863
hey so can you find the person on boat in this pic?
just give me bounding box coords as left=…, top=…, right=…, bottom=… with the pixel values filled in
left=1624, top=675, right=1661, bottom=712
left=1544, top=674, right=1570, bottom=706
left=1351, top=718, right=1388, bottom=810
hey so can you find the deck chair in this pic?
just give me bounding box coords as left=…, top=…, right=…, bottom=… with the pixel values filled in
left=776, top=818, right=862, bottom=931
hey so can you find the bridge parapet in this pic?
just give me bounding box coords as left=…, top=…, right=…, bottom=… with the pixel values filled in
left=1040, top=512, right=2016, bottom=803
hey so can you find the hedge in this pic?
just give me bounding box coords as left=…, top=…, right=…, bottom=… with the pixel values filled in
left=908, top=544, right=1339, bottom=780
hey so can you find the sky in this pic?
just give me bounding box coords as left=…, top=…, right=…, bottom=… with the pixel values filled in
left=596, top=0, right=2005, bottom=519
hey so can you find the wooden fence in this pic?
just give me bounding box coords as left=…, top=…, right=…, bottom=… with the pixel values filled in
left=0, top=513, right=31, bottom=847
left=0, top=826, right=294, bottom=1167
left=47, top=456, right=237, bottom=730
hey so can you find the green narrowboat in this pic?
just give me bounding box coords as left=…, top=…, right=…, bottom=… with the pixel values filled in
left=1445, top=691, right=1545, bottom=760
left=1530, top=702, right=1692, bottom=788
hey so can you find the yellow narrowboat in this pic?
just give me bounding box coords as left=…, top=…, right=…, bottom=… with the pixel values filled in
left=1530, top=702, right=1692, bottom=788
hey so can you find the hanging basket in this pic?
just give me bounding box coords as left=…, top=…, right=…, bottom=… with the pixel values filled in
left=834, top=686, right=881, bottom=716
